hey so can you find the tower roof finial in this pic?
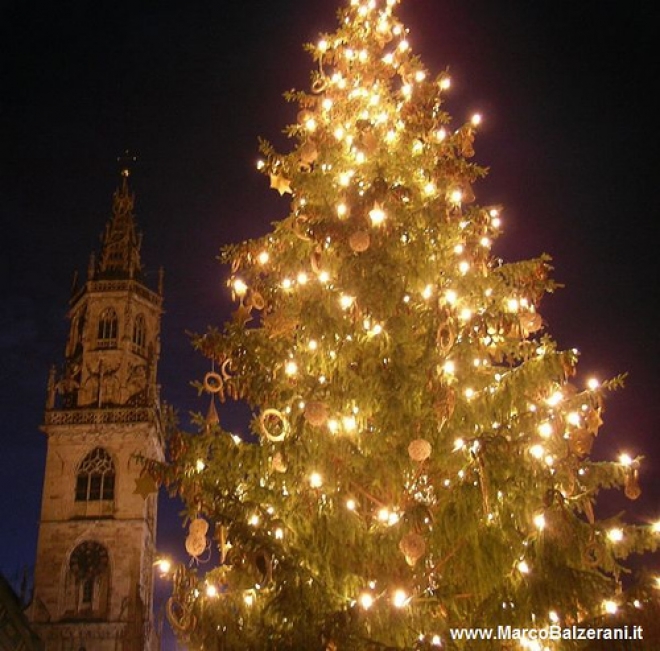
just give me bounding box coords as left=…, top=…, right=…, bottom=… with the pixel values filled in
left=95, top=155, right=143, bottom=280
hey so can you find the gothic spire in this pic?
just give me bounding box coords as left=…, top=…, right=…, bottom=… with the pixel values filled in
left=96, top=168, right=143, bottom=280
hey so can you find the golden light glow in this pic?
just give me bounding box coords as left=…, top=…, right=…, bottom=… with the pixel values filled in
left=619, top=453, right=633, bottom=466
left=529, top=444, right=544, bottom=459
left=359, top=592, right=374, bottom=609
left=369, top=205, right=386, bottom=225
left=607, top=528, right=624, bottom=543
left=233, top=278, right=248, bottom=296
left=393, top=589, right=408, bottom=608
left=603, top=600, right=618, bottom=615
left=533, top=514, right=546, bottom=531
left=154, top=558, right=171, bottom=574
left=309, top=472, right=323, bottom=488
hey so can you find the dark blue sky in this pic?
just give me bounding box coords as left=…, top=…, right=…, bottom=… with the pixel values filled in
left=1, top=0, right=658, bottom=645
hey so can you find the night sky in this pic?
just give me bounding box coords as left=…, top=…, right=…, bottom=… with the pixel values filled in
left=1, top=0, right=658, bottom=645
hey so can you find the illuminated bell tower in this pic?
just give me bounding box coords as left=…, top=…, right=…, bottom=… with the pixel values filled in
left=29, top=170, right=164, bottom=651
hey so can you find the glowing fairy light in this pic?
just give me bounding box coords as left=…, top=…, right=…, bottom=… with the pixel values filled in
left=284, top=360, right=298, bottom=377
left=297, top=272, right=308, bottom=285
left=359, top=593, right=374, bottom=609
left=346, top=498, right=356, bottom=511
left=567, top=411, right=581, bottom=426
left=546, top=391, right=563, bottom=407
left=471, top=113, right=482, bottom=126
left=443, top=360, right=456, bottom=375
left=619, top=453, right=633, bottom=466
left=529, top=445, right=544, bottom=460
left=309, top=472, right=323, bottom=488
left=369, top=205, right=386, bottom=225
left=257, top=251, right=269, bottom=265
left=338, top=171, right=352, bottom=186
left=444, top=289, right=458, bottom=305
left=340, top=294, right=355, bottom=310
left=195, top=459, right=206, bottom=472
left=517, top=560, right=530, bottom=574
left=603, top=600, right=618, bottom=615
left=318, top=38, right=328, bottom=52
left=533, top=514, right=546, bottom=531
left=155, top=558, right=171, bottom=575
left=206, top=584, right=218, bottom=598
left=342, top=414, right=357, bottom=432
left=256, top=159, right=265, bottom=170
left=439, top=77, right=451, bottom=90
left=608, top=528, right=624, bottom=543
left=538, top=422, right=553, bottom=438
left=249, top=514, right=260, bottom=526
left=393, top=589, right=408, bottom=608
left=449, top=189, right=463, bottom=204
left=587, top=377, right=600, bottom=390
left=233, top=278, right=248, bottom=296
left=337, top=202, right=349, bottom=218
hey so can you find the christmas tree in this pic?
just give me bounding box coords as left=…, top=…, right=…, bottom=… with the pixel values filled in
left=153, top=0, right=659, bottom=648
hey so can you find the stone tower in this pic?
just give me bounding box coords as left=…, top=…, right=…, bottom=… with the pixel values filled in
left=29, top=170, right=164, bottom=651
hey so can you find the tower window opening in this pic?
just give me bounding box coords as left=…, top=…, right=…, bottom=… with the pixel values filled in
left=96, top=308, right=118, bottom=348
left=75, top=448, right=115, bottom=506
left=132, top=313, right=147, bottom=355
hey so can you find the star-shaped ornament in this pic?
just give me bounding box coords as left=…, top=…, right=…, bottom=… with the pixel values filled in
left=269, top=173, right=292, bottom=196
left=134, top=474, right=158, bottom=499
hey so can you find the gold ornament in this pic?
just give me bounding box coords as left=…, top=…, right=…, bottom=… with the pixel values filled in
left=624, top=465, right=641, bottom=500
left=348, top=230, right=371, bottom=252
left=304, top=401, right=329, bottom=428
left=249, top=290, right=265, bottom=311
left=205, top=395, right=220, bottom=427
left=203, top=371, right=224, bottom=394
left=133, top=473, right=158, bottom=499
left=259, top=408, right=290, bottom=442
left=399, top=532, right=426, bottom=566
left=299, top=141, right=319, bottom=166
left=519, top=311, right=543, bottom=334
left=408, top=438, right=432, bottom=462
left=569, top=429, right=594, bottom=457
left=189, top=517, right=209, bottom=537
left=269, top=173, right=292, bottom=195
left=437, top=318, right=456, bottom=355
left=271, top=451, right=287, bottom=473
left=434, top=384, right=456, bottom=423
left=185, top=533, right=207, bottom=558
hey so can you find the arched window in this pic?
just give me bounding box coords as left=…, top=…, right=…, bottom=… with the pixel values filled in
left=97, top=308, right=118, bottom=348
left=74, top=448, right=115, bottom=517
left=63, top=541, right=110, bottom=620
left=132, top=313, right=147, bottom=355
